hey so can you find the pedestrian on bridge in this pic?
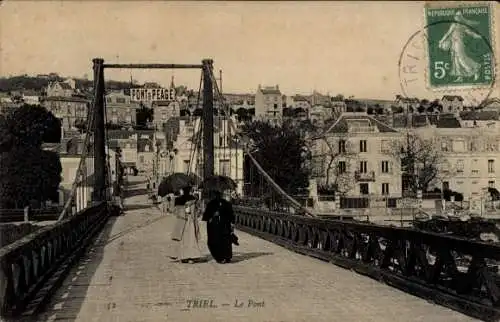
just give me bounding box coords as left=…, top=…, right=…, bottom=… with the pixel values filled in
left=170, top=187, right=203, bottom=263
left=202, top=191, right=235, bottom=264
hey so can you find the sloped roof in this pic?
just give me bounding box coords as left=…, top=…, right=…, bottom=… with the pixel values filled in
left=437, top=115, right=461, bottom=128
left=44, top=96, right=89, bottom=103
left=108, top=130, right=133, bottom=140
left=321, top=113, right=398, bottom=135
left=260, top=87, right=281, bottom=95
left=442, top=95, right=463, bottom=101
left=60, top=83, right=72, bottom=90
left=413, top=114, right=428, bottom=127
left=460, top=110, right=499, bottom=121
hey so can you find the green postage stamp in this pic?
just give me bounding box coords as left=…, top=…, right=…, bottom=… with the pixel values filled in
left=425, top=3, right=495, bottom=89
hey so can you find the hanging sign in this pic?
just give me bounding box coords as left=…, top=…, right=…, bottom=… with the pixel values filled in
left=130, top=87, right=176, bottom=102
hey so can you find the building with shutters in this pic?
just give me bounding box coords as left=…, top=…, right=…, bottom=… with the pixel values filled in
left=105, top=90, right=139, bottom=126
left=309, top=112, right=403, bottom=199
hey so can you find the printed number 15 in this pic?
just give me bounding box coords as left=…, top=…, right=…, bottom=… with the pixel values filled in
left=434, top=61, right=450, bottom=79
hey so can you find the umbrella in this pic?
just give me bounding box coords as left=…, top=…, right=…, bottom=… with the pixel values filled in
left=158, top=173, right=200, bottom=197
left=199, top=175, right=237, bottom=192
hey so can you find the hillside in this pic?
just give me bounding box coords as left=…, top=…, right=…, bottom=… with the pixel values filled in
left=0, top=75, right=138, bottom=92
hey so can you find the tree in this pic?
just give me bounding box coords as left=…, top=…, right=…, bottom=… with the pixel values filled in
left=391, top=105, right=403, bottom=114
left=0, top=104, right=61, bottom=152
left=367, top=107, right=374, bottom=114
left=312, top=134, right=356, bottom=197
left=417, top=105, right=426, bottom=113
left=293, top=107, right=306, bottom=117
left=136, top=104, right=154, bottom=127
left=429, top=99, right=443, bottom=113
left=241, top=120, right=310, bottom=196
left=74, top=118, right=87, bottom=132
left=0, top=105, right=62, bottom=208
left=193, top=108, right=203, bottom=117
left=236, top=108, right=252, bottom=122
left=282, top=107, right=293, bottom=117
left=389, top=132, right=442, bottom=193
left=332, top=94, right=344, bottom=101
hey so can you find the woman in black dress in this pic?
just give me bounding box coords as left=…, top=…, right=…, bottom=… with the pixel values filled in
left=202, top=191, right=235, bottom=263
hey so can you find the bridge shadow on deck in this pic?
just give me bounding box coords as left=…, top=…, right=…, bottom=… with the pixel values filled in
left=36, top=216, right=119, bottom=322
left=230, top=251, right=273, bottom=263
left=123, top=204, right=154, bottom=212
left=124, top=188, right=149, bottom=198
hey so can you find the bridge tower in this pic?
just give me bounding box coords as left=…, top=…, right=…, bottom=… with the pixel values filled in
left=202, top=59, right=215, bottom=179
left=91, top=58, right=107, bottom=203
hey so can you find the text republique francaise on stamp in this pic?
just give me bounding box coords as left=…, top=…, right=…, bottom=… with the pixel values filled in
left=425, top=4, right=494, bottom=88
left=399, top=2, right=496, bottom=106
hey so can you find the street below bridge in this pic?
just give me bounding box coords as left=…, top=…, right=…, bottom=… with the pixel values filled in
left=37, top=176, right=477, bottom=322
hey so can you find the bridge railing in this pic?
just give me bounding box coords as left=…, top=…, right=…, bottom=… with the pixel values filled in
left=0, top=208, right=62, bottom=223
left=234, top=206, right=500, bottom=322
left=0, top=202, right=113, bottom=318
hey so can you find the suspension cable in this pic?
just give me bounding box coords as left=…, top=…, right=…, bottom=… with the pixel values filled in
left=207, top=70, right=316, bottom=217
left=186, top=72, right=203, bottom=176
left=58, top=66, right=100, bottom=221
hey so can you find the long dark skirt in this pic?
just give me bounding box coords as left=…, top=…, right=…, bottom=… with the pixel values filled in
left=206, top=221, right=232, bottom=262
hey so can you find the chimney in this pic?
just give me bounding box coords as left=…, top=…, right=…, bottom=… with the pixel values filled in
left=276, top=85, right=279, bottom=90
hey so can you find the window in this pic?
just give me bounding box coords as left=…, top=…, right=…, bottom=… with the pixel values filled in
left=139, top=155, right=144, bottom=163
left=219, top=160, right=230, bottom=176
left=381, top=161, right=390, bottom=173
left=442, top=181, right=450, bottom=190
left=359, top=161, right=367, bottom=173
left=116, top=97, right=126, bottom=104
left=106, top=97, right=112, bottom=103
left=359, top=183, right=369, bottom=195
left=456, top=160, right=464, bottom=172
left=441, top=141, right=449, bottom=152
left=488, top=181, right=495, bottom=188
left=486, top=141, right=497, bottom=152
left=469, top=140, right=478, bottom=152
left=274, top=104, right=278, bottom=109
left=359, top=140, right=367, bottom=153
left=338, top=140, right=346, bottom=153
left=471, top=159, right=479, bottom=174
left=452, top=140, right=465, bottom=152
left=183, top=160, right=190, bottom=173
left=488, top=159, right=495, bottom=173
left=338, top=161, right=346, bottom=174
left=382, top=183, right=390, bottom=195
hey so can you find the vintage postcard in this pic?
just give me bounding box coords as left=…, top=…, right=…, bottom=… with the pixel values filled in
left=0, top=2, right=499, bottom=322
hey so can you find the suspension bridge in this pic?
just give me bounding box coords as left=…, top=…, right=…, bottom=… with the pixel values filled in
left=0, top=58, right=498, bottom=322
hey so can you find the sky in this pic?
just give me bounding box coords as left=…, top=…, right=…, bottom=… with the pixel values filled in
left=1, top=1, right=499, bottom=102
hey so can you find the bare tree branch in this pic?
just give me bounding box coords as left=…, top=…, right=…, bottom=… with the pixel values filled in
left=390, top=131, right=443, bottom=193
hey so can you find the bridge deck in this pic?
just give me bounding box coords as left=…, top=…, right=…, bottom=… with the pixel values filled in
left=37, top=177, right=476, bottom=322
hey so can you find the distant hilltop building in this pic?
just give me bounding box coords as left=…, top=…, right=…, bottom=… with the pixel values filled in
left=105, top=90, right=139, bottom=126
left=255, top=84, right=283, bottom=124
left=46, top=80, right=74, bottom=97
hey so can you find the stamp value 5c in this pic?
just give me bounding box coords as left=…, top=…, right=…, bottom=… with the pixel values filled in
left=425, top=4, right=495, bottom=89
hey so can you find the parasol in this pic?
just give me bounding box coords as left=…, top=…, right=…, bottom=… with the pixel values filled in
left=158, top=172, right=201, bottom=197
left=199, top=175, right=237, bottom=192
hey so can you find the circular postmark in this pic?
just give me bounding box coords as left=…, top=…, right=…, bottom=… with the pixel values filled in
left=398, top=18, right=497, bottom=108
